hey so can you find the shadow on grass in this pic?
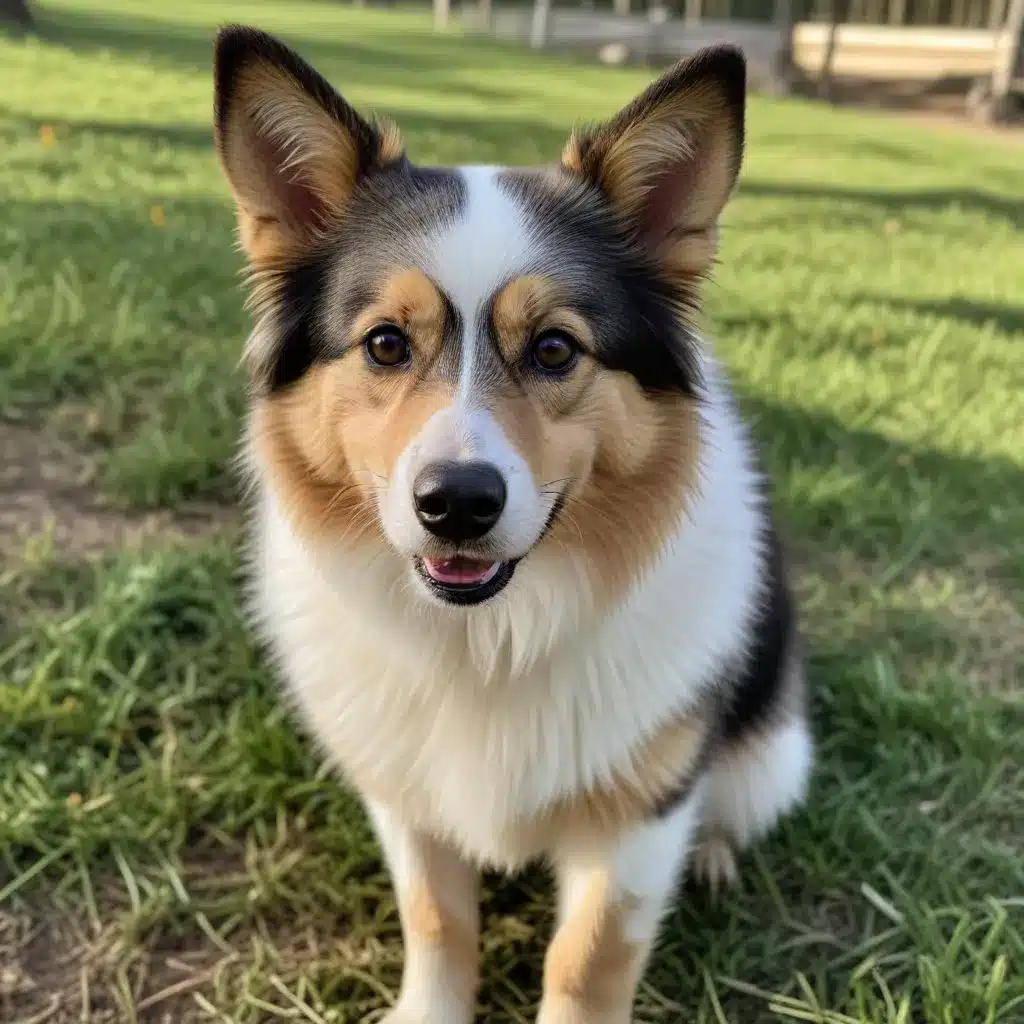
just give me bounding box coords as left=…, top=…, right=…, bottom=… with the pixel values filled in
left=845, top=294, right=1024, bottom=336
left=739, top=180, right=1024, bottom=230
left=0, top=102, right=214, bottom=150
left=0, top=101, right=572, bottom=168
left=34, top=2, right=545, bottom=100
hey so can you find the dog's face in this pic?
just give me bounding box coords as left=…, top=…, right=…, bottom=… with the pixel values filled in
left=215, top=28, right=744, bottom=609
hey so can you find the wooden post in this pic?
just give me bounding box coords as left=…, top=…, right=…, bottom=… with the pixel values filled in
left=478, top=0, right=493, bottom=29
left=818, top=0, right=850, bottom=102
left=530, top=0, right=552, bottom=48
left=433, top=0, right=450, bottom=32
left=685, top=0, right=701, bottom=24
left=614, top=0, right=631, bottom=16
left=992, top=0, right=1024, bottom=98
left=969, top=0, right=1022, bottom=120
left=770, top=0, right=796, bottom=94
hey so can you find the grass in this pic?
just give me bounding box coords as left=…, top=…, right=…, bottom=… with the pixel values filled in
left=1, top=0, right=1022, bottom=1021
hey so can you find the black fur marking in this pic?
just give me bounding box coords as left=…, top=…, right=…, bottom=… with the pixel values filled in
left=434, top=286, right=465, bottom=383
left=499, top=171, right=700, bottom=396
left=648, top=727, right=719, bottom=820
left=261, top=164, right=466, bottom=392
left=271, top=255, right=332, bottom=390
left=720, top=524, right=795, bottom=742
left=646, top=523, right=796, bottom=822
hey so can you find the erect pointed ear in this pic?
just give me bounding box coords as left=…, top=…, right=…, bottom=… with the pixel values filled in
left=561, top=45, right=745, bottom=280
left=213, top=25, right=403, bottom=267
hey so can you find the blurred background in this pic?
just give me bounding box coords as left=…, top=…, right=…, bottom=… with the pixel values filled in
left=1, top=2, right=1021, bottom=1023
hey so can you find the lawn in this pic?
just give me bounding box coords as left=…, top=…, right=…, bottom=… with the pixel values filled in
left=1, top=1, right=1022, bottom=1021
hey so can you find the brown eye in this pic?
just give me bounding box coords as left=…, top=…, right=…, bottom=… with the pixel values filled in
left=365, top=325, right=411, bottom=367
left=530, top=330, right=577, bottom=373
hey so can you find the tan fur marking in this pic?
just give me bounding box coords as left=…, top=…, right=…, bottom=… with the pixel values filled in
left=406, top=875, right=476, bottom=960
left=253, top=360, right=454, bottom=542
left=377, top=118, right=405, bottom=164
left=542, top=705, right=712, bottom=836
left=544, top=873, right=644, bottom=1020
left=554, top=389, right=700, bottom=607
left=491, top=275, right=596, bottom=364
left=407, top=876, right=447, bottom=944
left=396, top=843, right=480, bottom=1015
left=352, top=268, right=447, bottom=365
left=560, top=134, right=584, bottom=173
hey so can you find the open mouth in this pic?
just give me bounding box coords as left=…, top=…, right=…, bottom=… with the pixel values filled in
left=415, top=556, right=517, bottom=606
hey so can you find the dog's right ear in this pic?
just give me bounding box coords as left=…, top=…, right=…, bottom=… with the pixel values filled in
left=213, top=25, right=403, bottom=267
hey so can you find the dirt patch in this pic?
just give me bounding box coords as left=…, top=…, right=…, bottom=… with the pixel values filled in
left=0, top=898, right=238, bottom=1024
left=1, top=910, right=117, bottom=1024
left=0, top=420, right=236, bottom=560
left=1, top=845, right=248, bottom=1024
left=0, top=859, right=392, bottom=1024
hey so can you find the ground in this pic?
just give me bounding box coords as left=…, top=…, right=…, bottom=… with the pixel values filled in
left=1, top=1, right=1022, bottom=1022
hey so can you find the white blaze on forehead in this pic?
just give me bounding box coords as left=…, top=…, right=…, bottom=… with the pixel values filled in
left=420, top=166, right=536, bottom=405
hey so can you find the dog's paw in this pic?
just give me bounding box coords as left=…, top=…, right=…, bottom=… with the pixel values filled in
left=692, top=834, right=739, bottom=899
left=373, top=1010, right=432, bottom=1024
left=372, top=1001, right=472, bottom=1024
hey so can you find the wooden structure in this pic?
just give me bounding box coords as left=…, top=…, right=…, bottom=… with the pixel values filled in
left=455, top=0, right=1022, bottom=120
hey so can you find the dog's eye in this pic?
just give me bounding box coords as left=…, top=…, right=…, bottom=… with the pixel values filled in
left=365, top=325, right=411, bottom=367
left=530, top=330, right=577, bottom=373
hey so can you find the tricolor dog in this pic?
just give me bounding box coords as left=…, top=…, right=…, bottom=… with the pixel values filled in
left=214, top=26, right=812, bottom=1023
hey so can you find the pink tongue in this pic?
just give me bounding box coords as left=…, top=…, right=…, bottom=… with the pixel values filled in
left=423, top=557, right=500, bottom=586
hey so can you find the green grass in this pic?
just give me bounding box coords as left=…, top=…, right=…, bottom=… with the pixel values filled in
left=1, top=1, right=1022, bottom=1021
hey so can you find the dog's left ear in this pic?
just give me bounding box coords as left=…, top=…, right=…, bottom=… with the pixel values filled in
left=213, top=25, right=403, bottom=267
left=562, top=45, right=745, bottom=279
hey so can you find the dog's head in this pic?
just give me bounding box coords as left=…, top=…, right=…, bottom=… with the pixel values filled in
left=215, top=27, right=744, bottom=611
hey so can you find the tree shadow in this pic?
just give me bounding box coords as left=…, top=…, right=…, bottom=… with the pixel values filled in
left=756, top=132, right=927, bottom=164
left=32, top=3, right=542, bottom=101
left=743, top=391, right=1022, bottom=556
left=0, top=103, right=214, bottom=150
left=739, top=180, right=1024, bottom=230
left=843, top=294, right=1024, bottom=336
left=0, top=100, right=573, bottom=168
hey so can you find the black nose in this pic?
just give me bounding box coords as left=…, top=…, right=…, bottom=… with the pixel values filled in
left=413, top=460, right=507, bottom=542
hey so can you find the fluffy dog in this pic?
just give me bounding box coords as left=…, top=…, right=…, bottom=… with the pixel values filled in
left=213, top=26, right=812, bottom=1023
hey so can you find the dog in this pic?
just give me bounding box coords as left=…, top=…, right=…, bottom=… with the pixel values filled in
left=213, top=25, right=812, bottom=1023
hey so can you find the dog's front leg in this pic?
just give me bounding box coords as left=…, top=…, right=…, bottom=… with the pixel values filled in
left=537, top=796, right=701, bottom=1024
left=367, top=801, right=480, bottom=1024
